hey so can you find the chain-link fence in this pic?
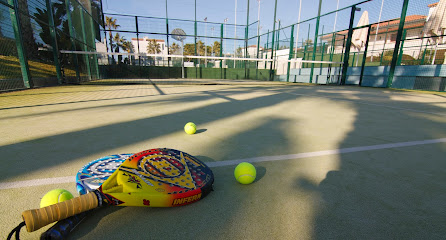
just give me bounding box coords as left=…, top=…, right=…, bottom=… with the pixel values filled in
left=1, top=0, right=445, bottom=92
left=0, top=0, right=104, bottom=92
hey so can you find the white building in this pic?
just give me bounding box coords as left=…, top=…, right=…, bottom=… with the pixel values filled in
left=131, top=37, right=168, bottom=65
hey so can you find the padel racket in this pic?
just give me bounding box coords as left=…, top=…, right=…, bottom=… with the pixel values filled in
left=41, top=154, right=131, bottom=239
left=76, top=153, right=132, bottom=195
left=22, top=148, right=214, bottom=232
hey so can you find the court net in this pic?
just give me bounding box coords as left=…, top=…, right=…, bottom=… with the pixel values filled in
left=59, top=50, right=343, bottom=85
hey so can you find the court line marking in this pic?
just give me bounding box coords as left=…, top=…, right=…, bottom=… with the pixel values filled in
left=208, top=138, right=446, bottom=167
left=0, top=176, right=75, bottom=190
left=1, top=138, right=444, bottom=190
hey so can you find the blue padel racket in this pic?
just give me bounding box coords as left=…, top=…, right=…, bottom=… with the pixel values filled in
left=76, top=153, right=133, bottom=195
left=20, top=148, right=214, bottom=233
left=40, top=154, right=132, bottom=240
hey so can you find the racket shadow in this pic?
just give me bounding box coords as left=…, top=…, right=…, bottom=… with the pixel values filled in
left=68, top=206, right=123, bottom=238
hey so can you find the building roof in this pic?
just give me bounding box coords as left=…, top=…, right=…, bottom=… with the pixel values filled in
left=428, top=2, right=438, bottom=8
left=131, top=38, right=165, bottom=42
left=321, top=15, right=427, bottom=40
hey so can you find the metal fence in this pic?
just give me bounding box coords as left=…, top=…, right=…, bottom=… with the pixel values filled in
left=1, top=0, right=445, bottom=92
left=0, top=0, right=104, bottom=91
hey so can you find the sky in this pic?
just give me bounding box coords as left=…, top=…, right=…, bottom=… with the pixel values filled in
left=101, top=0, right=437, bottom=52
left=102, top=0, right=436, bottom=31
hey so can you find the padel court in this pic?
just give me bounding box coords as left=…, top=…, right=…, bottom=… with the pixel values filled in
left=1, top=80, right=445, bottom=239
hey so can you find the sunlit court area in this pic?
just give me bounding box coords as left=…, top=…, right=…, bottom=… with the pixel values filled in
left=1, top=0, right=446, bottom=239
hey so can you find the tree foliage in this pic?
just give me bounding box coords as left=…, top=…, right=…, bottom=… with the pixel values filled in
left=169, top=42, right=181, bottom=55
left=147, top=39, right=161, bottom=54
left=105, top=16, right=120, bottom=53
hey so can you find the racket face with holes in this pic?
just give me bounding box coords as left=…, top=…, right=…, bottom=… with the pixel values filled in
left=99, top=148, right=214, bottom=207
left=76, top=154, right=133, bottom=195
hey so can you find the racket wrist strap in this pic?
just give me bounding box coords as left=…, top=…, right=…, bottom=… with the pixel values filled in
left=93, top=190, right=104, bottom=207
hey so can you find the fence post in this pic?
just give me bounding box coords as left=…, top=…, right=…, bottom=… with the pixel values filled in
left=341, top=6, right=358, bottom=85
left=45, top=0, right=62, bottom=84
left=387, top=0, right=409, bottom=88
left=64, top=0, right=80, bottom=82
left=88, top=10, right=100, bottom=79
left=165, top=0, right=171, bottom=78
left=8, top=0, right=32, bottom=88
left=309, top=0, right=322, bottom=83
left=359, top=25, right=371, bottom=86
left=287, top=25, right=295, bottom=82
left=80, top=10, right=92, bottom=80
left=396, top=29, right=407, bottom=66
left=135, top=16, right=141, bottom=77
left=269, top=0, right=278, bottom=81
left=245, top=0, right=250, bottom=79
left=220, top=23, right=223, bottom=78
left=256, top=34, right=260, bottom=80
left=265, top=30, right=269, bottom=69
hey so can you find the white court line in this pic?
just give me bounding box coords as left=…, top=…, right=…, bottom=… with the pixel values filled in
left=207, top=138, right=446, bottom=167
left=0, top=176, right=75, bottom=190
left=1, top=138, right=445, bottom=190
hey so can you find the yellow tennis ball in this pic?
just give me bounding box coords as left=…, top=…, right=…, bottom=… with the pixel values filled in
left=185, top=122, right=196, bottom=128
left=184, top=122, right=196, bottom=135
left=40, top=189, right=74, bottom=208
left=234, top=162, right=256, bottom=184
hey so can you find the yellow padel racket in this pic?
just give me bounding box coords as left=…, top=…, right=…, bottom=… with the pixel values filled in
left=20, top=148, right=214, bottom=233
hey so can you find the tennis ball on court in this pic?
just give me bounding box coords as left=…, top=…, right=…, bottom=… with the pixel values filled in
left=40, top=189, right=74, bottom=208
left=185, top=122, right=196, bottom=128
left=184, top=122, right=197, bottom=135
left=234, top=162, right=256, bottom=184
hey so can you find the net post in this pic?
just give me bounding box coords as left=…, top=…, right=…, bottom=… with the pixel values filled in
left=8, top=0, right=32, bottom=88
left=341, top=5, right=357, bottom=85
left=359, top=25, right=371, bottom=86
left=387, top=0, right=409, bottom=88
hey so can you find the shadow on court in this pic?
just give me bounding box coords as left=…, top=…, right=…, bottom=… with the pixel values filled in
left=293, top=88, right=446, bottom=239
left=0, top=86, right=297, bottom=181
left=1, top=84, right=445, bottom=239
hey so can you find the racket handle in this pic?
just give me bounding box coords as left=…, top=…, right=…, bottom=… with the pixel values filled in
left=22, top=192, right=99, bottom=232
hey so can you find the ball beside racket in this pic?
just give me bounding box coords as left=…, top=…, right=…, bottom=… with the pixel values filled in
left=41, top=154, right=131, bottom=239
left=22, top=148, right=214, bottom=232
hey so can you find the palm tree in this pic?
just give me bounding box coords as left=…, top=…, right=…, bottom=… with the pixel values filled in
left=147, top=39, right=161, bottom=65
left=121, top=40, right=134, bottom=64
left=113, top=33, right=128, bottom=63
left=169, top=42, right=181, bottom=55
left=105, top=16, right=120, bottom=53
left=212, top=41, right=221, bottom=56
left=147, top=39, right=161, bottom=54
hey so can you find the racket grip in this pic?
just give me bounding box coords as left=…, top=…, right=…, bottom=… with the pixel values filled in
left=22, top=192, right=99, bottom=232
